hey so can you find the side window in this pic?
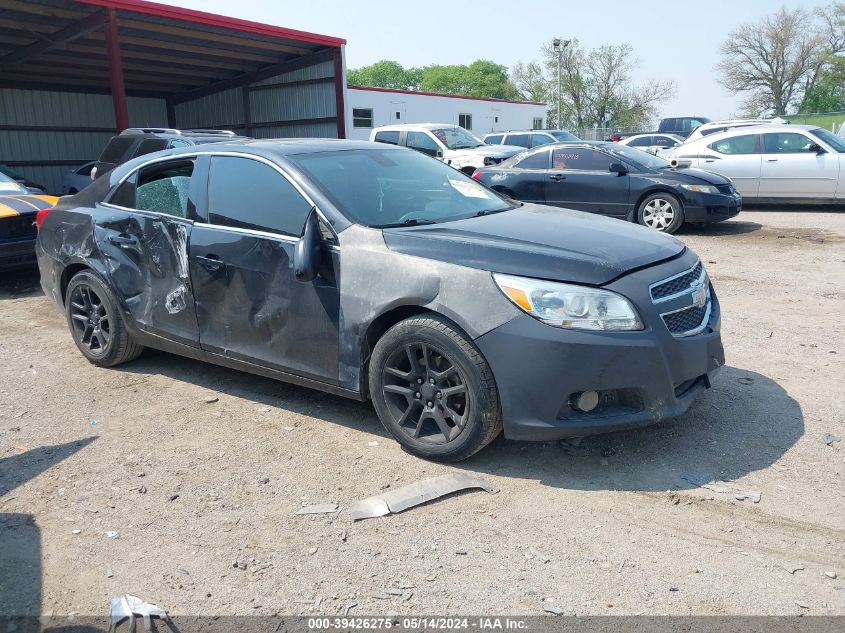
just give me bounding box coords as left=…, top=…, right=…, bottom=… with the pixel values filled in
left=515, top=149, right=550, bottom=170
left=134, top=138, right=168, bottom=158
left=374, top=131, right=400, bottom=145
left=458, top=113, right=472, bottom=130
left=485, top=134, right=503, bottom=144
left=531, top=133, right=552, bottom=147
left=353, top=108, right=373, bottom=129
left=98, top=136, right=135, bottom=164
left=507, top=134, right=530, bottom=148
left=709, top=135, right=759, bottom=155
left=552, top=148, right=612, bottom=171
left=406, top=131, right=440, bottom=157
left=629, top=136, right=652, bottom=147
left=207, top=156, right=311, bottom=236
left=762, top=133, right=814, bottom=154
left=654, top=136, right=676, bottom=147
left=109, top=159, right=194, bottom=218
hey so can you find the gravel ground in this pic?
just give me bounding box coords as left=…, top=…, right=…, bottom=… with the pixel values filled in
left=0, top=210, right=843, bottom=617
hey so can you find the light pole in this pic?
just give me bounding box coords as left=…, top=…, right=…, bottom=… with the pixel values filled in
left=552, top=38, right=570, bottom=130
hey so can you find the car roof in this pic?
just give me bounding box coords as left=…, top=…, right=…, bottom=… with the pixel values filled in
left=695, top=123, right=818, bottom=138
left=373, top=123, right=460, bottom=131
left=129, top=138, right=395, bottom=160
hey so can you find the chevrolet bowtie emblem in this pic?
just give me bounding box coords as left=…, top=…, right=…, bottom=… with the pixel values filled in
left=691, top=281, right=707, bottom=308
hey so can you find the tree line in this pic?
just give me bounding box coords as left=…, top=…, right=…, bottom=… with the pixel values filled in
left=347, top=43, right=674, bottom=132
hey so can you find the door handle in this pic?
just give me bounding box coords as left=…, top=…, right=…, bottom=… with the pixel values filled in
left=766, top=158, right=778, bottom=162
left=107, top=233, right=138, bottom=247
left=196, top=254, right=226, bottom=272
left=549, top=174, right=566, bottom=181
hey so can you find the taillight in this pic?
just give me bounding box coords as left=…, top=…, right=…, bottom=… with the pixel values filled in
left=90, top=166, right=97, bottom=180
left=35, top=208, right=52, bottom=230
left=472, top=170, right=482, bottom=181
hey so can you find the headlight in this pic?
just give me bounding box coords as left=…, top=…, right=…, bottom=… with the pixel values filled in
left=493, top=273, right=643, bottom=331
left=680, top=184, right=719, bottom=194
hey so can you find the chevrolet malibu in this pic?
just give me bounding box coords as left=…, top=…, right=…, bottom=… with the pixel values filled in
left=36, top=140, right=724, bottom=462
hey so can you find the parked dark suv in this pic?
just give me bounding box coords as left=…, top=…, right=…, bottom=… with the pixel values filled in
left=91, top=128, right=248, bottom=180
left=37, top=139, right=724, bottom=462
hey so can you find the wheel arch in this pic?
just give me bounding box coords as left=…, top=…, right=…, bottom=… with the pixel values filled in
left=60, top=262, right=94, bottom=306
left=634, top=187, right=686, bottom=216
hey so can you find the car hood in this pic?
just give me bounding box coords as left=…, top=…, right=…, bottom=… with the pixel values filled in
left=382, top=203, right=685, bottom=285
left=448, top=144, right=524, bottom=158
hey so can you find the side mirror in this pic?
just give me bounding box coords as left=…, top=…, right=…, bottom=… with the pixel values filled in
left=294, top=208, right=322, bottom=283
left=809, top=143, right=825, bottom=154
left=435, top=149, right=444, bottom=159
left=609, top=162, right=628, bottom=176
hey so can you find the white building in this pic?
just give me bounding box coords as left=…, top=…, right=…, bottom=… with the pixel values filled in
left=345, top=86, right=547, bottom=140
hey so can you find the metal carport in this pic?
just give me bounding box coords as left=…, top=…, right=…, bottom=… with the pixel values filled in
left=0, top=0, right=347, bottom=193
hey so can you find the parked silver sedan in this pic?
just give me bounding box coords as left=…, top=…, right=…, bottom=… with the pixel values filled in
left=665, top=124, right=845, bottom=202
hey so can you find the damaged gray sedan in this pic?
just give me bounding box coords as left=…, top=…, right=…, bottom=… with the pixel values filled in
left=36, top=139, right=724, bottom=461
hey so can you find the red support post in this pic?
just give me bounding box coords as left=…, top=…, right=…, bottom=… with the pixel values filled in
left=104, top=8, right=129, bottom=132
left=333, top=46, right=346, bottom=139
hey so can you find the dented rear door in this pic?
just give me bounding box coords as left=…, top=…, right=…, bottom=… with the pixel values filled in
left=94, top=157, right=201, bottom=346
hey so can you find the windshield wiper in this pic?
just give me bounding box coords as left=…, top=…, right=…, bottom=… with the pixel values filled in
left=378, top=217, right=438, bottom=228
left=452, top=144, right=478, bottom=149
left=473, top=207, right=514, bottom=217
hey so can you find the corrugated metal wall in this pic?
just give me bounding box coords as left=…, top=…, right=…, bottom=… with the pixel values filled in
left=1, top=57, right=338, bottom=195
left=0, top=88, right=166, bottom=194
left=174, top=59, right=338, bottom=139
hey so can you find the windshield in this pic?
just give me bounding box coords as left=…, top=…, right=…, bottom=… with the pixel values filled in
left=0, top=171, right=26, bottom=194
left=431, top=127, right=483, bottom=150
left=290, top=148, right=514, bottom=228
left=551, top=130, right=579, bottom=142
left=605, top=144, right=671, bottom=170
left=811, top=128, right=845, bottom=152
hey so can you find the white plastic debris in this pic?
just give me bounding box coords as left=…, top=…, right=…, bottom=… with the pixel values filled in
left=108, top=594, right=169, bottom=632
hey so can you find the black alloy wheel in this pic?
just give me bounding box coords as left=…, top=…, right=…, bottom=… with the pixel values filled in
left=69, top=283, right=111, bottom=357
left=381, top=341, right=470, bottom=445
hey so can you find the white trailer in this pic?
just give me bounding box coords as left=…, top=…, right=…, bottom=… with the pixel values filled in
left=345, top=86, right=547, bottom=141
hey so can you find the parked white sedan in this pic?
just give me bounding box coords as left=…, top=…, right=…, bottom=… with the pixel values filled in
left=618, top=133, right=683, bottom=155
left=664, top=124, right=845, bottom=202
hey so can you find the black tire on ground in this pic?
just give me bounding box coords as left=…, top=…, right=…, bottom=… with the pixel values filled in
left=637, top=192, right=685, bottom=234
left=369, top=314, right=502, bottom=462
left=65, top=270, right=144, bottom=367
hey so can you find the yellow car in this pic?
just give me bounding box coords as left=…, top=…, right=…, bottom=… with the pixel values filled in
left=0, top=173, right=57, bottom=271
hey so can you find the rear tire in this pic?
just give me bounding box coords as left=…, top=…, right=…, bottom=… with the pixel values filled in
left=369, top=315, right=501, bottom=462
left=65, top=270, right=143, bottom=367
left=637, top=192, right=684, bottom=234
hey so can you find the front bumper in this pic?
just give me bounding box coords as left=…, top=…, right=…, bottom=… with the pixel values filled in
left=475, top=251, right=724, bottom=440
left=683, top=191, right=742, bottom=223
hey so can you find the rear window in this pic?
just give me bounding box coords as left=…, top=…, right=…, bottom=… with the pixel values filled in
left=485, top=134, right=504, bottom=144
left=134, top=138, right=169, bottom=158
left=374, top=131, right=400, bottom=145
left=98, top=137, right=136, bottom=164
left=507, top=134, right=530, bottom=148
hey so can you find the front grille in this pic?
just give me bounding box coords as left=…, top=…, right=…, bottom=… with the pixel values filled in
left=650, top=261, right=703, bottom=301
left=0, top=216, right=36, bottom=241
left=716, top=183, right=734, bottom=195
left=663, top=304, right=707, bottom=334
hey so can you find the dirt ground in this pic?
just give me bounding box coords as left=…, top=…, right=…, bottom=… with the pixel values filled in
left=1, top=210, right=843, bottom=618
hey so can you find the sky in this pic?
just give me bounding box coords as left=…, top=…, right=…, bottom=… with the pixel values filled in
left=163, top=0, right=831, bottom=121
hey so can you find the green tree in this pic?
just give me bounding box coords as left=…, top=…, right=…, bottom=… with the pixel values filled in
left=800, top=56, right=845, bottom=112
left=346, top=60, right=416, bottom=89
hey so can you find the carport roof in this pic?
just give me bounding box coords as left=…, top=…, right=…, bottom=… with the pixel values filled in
left=0, top=0, right=346, bottom=98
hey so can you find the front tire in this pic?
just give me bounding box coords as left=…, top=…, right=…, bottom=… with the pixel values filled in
left=637, top=192, right=684, bottom=233
left=65, top=270, right=143, bottom=367
left=369, top=315, right=502, bottom=462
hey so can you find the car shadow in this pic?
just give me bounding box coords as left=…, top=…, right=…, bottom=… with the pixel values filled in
left=457, top=366, right=802, bottom=492
left=0, top=438, right=97, bottom=616
left=0, top=268, right=43, bottom=300
left=677, top=220, right=762, bottom=236
left=119, top=352, right=799, bottom=493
